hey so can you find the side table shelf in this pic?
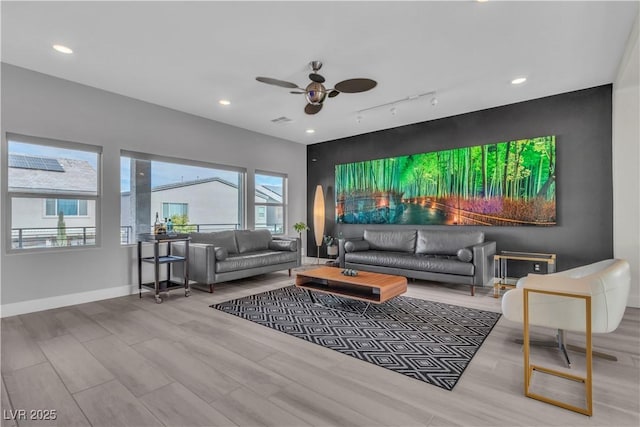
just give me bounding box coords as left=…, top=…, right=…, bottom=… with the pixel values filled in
left=494, top=251, right=556, bottom=298
left=138, top=234, right=191, bottom=304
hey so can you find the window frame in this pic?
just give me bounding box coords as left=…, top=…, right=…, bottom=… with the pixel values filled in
left=254, top=170, right=287, bottom=235
left=162, top=202, right=189, bottom=219
left=4, top=133, right=102, bottom=253
left=44, top=199, right=89, bottom=218
left=120, top=150, right=246, bottom=245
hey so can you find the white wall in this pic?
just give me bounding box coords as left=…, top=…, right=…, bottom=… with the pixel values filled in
left=11, top=198, right=95, bottom=229
left=150, top=181, right=240, bottom=228
left=613, top=11, right=640, bottom=308
left=0, top=64, right=306, bottom=313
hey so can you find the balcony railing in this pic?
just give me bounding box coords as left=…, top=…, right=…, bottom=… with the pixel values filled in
left=12, top=222, right=283, bottom=248
left=11, top=226, right=97, bottom=249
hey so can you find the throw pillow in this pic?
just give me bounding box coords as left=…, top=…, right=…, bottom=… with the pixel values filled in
left=457, top=248, right=473, bottom=263
left=214, top=247, right=228, bottom=261
left=269, top=240, right=297, bottom=252
left=344, top=240, right=370, bottom=252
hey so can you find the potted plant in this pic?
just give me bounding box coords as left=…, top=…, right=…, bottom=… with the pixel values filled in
left=293, top=222, right=309, bottom=241
left=323, top=235, right=338, bottom=258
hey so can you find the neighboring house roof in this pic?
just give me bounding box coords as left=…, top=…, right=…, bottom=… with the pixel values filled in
left=256, top=185, right=282, bottom=203
left=8, top=154, right=97, bottom=196
left=121, top=178, right=283, bottom=203
left=151, top=177, right=238, bottom=192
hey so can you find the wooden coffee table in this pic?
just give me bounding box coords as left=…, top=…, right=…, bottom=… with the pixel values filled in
left=295, top=266, right=407, bottom=314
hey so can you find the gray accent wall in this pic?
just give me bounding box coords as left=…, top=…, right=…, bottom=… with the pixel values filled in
left=1, top=63, right=306, bottom=308
left=307, top=85, right=613, bottom=272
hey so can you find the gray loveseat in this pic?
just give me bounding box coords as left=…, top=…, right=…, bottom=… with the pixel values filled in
left=339, top=229, right=495, bottom=296
left=173, top=229, right=300, bottom=292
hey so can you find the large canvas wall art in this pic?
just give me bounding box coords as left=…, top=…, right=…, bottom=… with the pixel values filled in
left=335, top=136, right=556, bottom=226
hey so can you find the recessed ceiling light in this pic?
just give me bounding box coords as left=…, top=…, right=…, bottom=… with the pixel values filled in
left=52, top=44, right=73, bottom=54
left=476, top=0, right=489, bottom=3
left=218, top=99, right=231, bottom=106
left=511, top=77, right=527, bottom=85
left=306, top=129, right=315, bottom=134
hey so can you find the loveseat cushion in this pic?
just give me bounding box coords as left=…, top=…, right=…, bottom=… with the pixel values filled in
left=236, top=229, right=272, bottom=253
left=216, top=250, right=298, bottom=273
left=415, top=230, right=484, bottom=255
left=363, top=230, right=416, bottom=252
left=190, top=230, right=239, bottom=254
left=345, top=251, right=475, bottom=276
left=344, top=240, right=370, bottom=252
left=269, top=239, right=297, bottom=252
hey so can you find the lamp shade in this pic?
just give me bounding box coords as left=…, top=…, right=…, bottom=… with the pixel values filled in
left=313, top=184, right=325, bottom=247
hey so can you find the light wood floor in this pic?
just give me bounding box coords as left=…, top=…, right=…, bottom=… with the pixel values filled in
left=2, top=261, right=639, bottom=427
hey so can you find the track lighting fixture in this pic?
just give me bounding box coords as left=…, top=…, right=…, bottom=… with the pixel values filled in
left=355, top=90, right=437, bottom=121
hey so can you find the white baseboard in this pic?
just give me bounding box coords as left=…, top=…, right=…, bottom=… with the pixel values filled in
left=0, top=285, right=143, bottom=318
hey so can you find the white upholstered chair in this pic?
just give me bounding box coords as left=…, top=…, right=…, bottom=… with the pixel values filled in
left=501, top=259, right=631, bottom=366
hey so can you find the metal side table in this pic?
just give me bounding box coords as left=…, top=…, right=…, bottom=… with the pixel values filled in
left=138, top=233, right=190, bottom=304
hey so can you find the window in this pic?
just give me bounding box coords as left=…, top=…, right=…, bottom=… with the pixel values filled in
left=121, top=151, right=245, bottom=244
left=255, top=171, right=286, bottom=234
left=7, top=134, right=101, bottom=250
left=162, top=202, right=188, bottom=219
left=45, top=199, right=88, bottom=217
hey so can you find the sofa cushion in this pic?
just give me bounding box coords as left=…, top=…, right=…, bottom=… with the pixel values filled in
left=345, top=251, right=474, bottom=276
left=457, top=248, right=473, bottom=263
left=363, top=230, right=416, bottom=253
left=190, top=230, right=238, bottom=254
left=214, top=247, right=228, bottom=261
left=415, top=230, right=484, bottom=255
left=344, top=240, right=370, bottom=252
left=269, top=239, right=297, bottom=252
left=216, top=250, right=297, bottom=273
left=236, top=229, right=272, bottom=253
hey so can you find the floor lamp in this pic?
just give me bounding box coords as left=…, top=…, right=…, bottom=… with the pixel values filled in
left=313, top=184, right=325, bottom=264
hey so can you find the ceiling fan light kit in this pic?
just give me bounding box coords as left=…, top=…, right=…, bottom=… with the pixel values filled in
left=255, top=60, right=377, bottom=115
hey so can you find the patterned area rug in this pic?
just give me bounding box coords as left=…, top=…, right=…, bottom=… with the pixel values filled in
left=212, top=286, right=500, bottom=391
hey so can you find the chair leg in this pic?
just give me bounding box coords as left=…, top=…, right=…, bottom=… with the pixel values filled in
left=470, top=285, right=475, bottom=296
left=288, top=269, right=291, bottom=277
left=209, top=284, right=214, bottom=293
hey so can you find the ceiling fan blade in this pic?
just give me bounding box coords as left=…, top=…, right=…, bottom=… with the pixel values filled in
left=304, top=103, right=323, bottom=115
left=290, top=91, right=305, bottom=94
left=328, top=90, right=340, bottom=98
left=255, top=76, right=300, bottom=89
left=309, top=73, right=325, bottom=83
left=334, top=78, right=377, bottom=93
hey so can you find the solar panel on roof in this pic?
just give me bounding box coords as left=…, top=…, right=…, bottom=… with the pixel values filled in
left=8, top=154, right=64, bottom=172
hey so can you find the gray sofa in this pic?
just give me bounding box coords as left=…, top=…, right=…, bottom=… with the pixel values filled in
left=173, top=229, right=300, bottom=292
left=339, top=229, right=495, bottom=296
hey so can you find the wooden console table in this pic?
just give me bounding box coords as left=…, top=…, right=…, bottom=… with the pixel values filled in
left=138, top=233, right=190, bottom=304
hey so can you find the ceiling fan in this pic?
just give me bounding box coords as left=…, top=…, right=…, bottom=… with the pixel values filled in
left=256, top=61, right=377, bottom=115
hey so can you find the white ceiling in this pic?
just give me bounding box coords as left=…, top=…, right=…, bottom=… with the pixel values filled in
left=2, top=1, right=638, bottom=145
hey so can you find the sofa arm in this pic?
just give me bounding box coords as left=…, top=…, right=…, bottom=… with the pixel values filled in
left=471, top=241, right=496, bottom=287
left=272, top=236, right=301, bottom=267
left=172, top=241, right=217, bottom=284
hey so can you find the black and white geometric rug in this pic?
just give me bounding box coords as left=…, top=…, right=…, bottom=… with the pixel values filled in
left=212, top=286, right=500, bottom=391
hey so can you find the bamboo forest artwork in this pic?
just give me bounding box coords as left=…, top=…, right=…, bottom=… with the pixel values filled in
left=335, top=136, right=556, bottom=226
